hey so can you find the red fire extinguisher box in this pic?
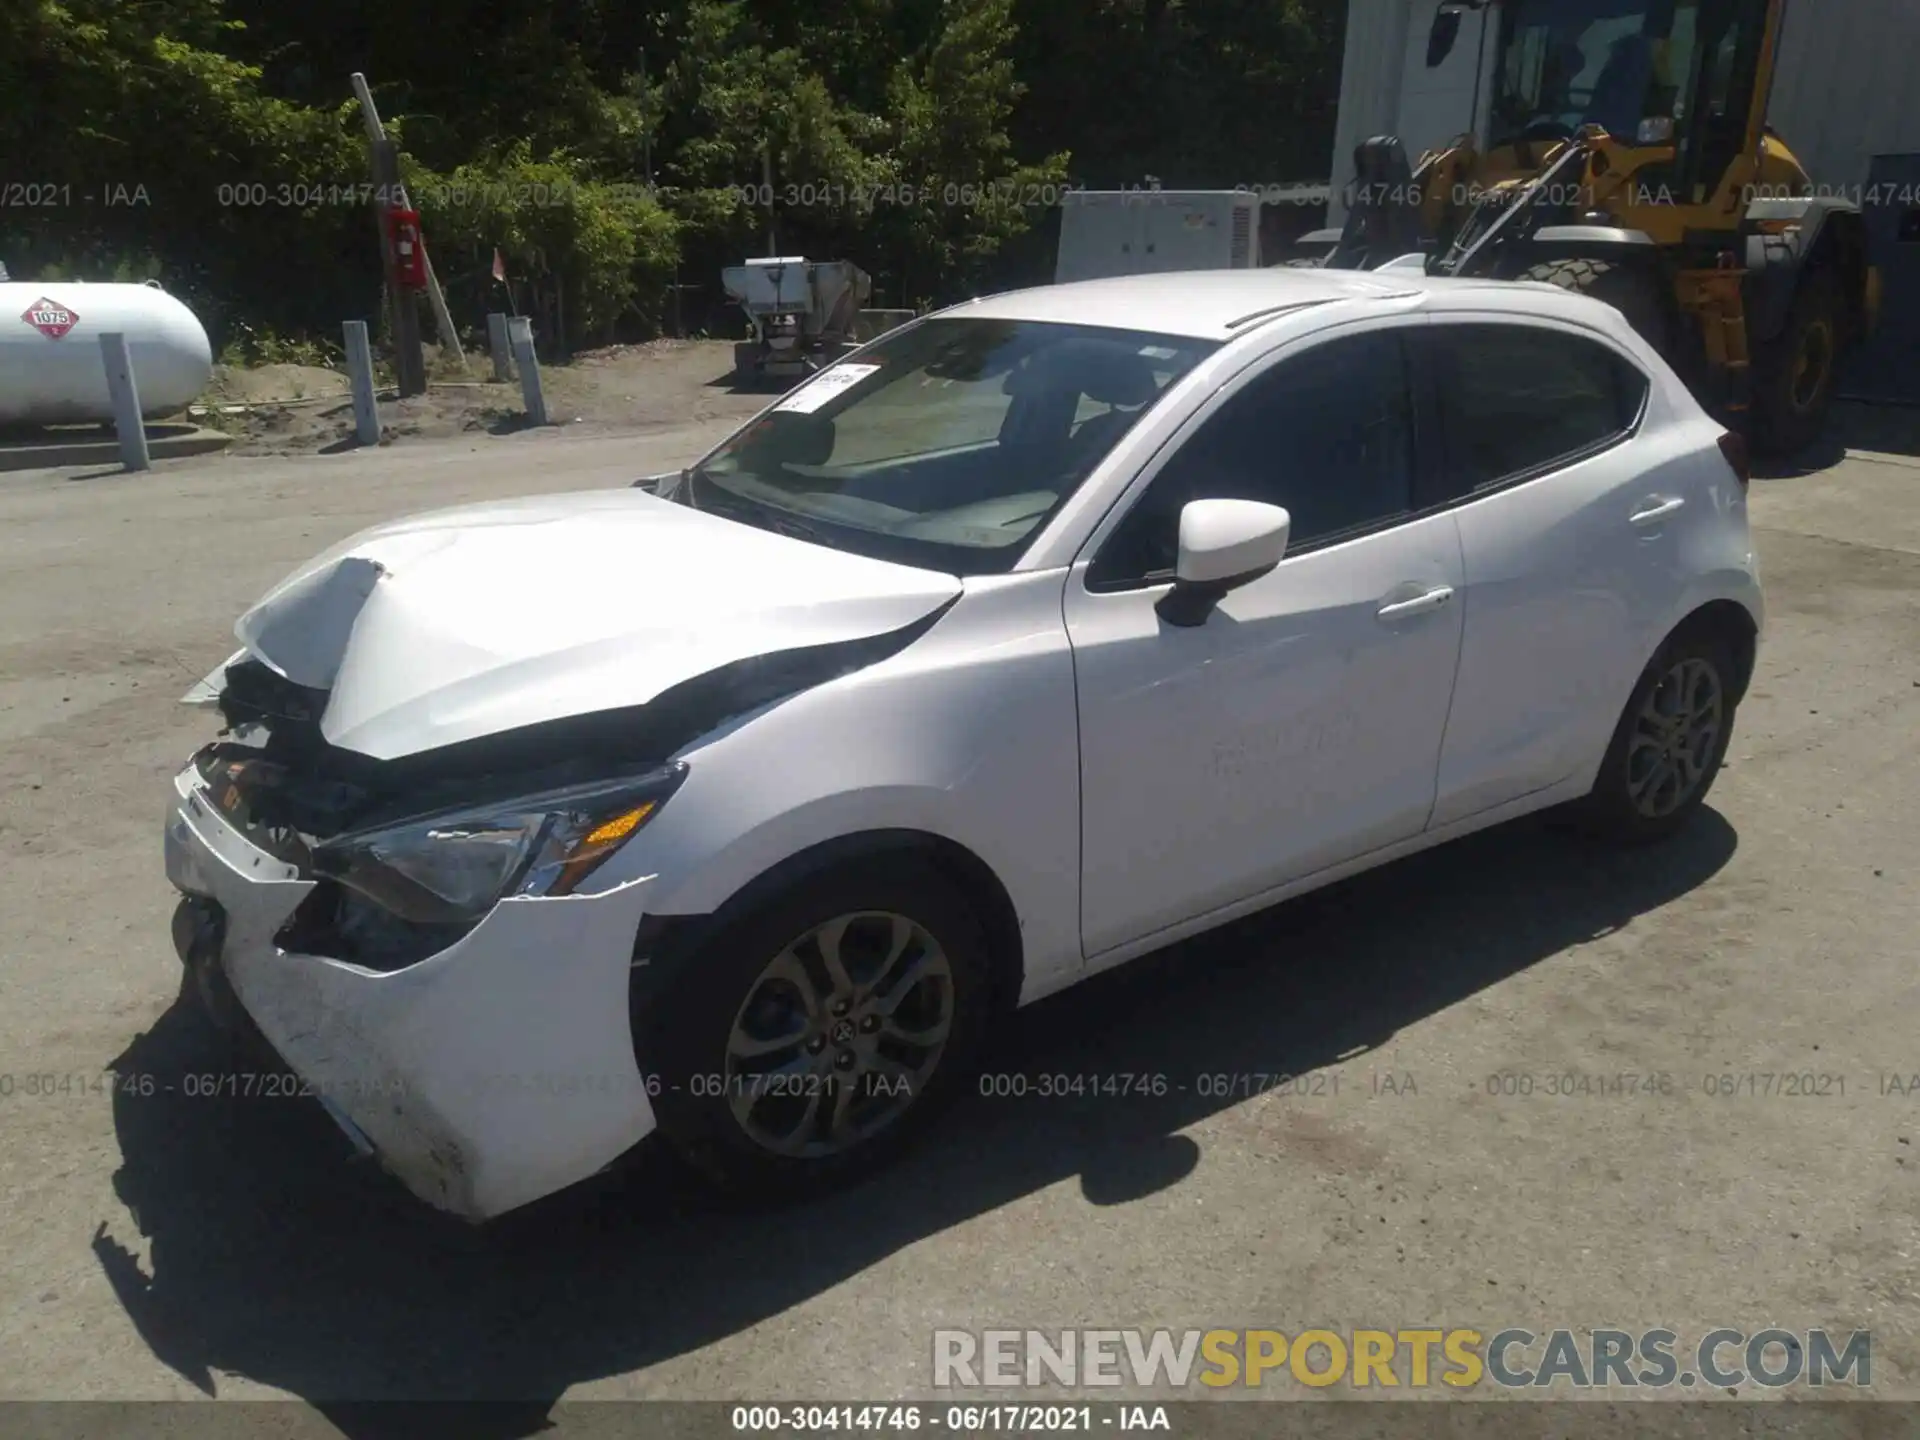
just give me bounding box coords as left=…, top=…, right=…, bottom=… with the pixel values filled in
left=386, top=207, right=428, bottom=290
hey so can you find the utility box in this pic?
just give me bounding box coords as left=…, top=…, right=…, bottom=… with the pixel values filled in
left=1054, top=191, right=1262, bottom=284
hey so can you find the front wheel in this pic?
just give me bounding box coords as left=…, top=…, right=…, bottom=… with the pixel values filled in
left=1566, top=632, right=1738, bottom=843
left=641, top=858, right=996, bottom=1199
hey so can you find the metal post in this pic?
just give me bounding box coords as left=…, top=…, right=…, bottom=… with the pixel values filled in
left=762, top=145, right=777, bottom=255
left=342, top=320, right=382, bottom=445
left=417, top=241, right=466, bottom=374
left=507, top=316, right=548, bottom=426
left=638, top=51, right=653, bottom=191
left=352, top=71, right=465, bottom=372
left=487, top=313, right=515, bottom=381
left=98, top=333, right=150, bottom=472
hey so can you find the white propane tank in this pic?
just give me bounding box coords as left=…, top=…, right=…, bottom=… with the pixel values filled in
left=0, top=282, right=214, bottom=426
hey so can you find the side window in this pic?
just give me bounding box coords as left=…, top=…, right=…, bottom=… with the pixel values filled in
left=1428, top=323, right=1648, bottom=491
left=1090, top=331, right=1415, bottom=586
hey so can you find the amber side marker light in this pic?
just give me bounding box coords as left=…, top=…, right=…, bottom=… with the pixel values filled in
left=586, top=804, right=656, bottom=847
left=553, top=802, right=661, bottom=895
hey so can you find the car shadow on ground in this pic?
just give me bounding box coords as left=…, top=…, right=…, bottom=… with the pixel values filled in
left=97, top=808, right=1737, bottom=1432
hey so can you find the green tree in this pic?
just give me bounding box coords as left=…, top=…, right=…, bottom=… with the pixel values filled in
left=413, top=145, right=681, bottom=350
left=872, top=0, right=1069, bottom=306
left=0, top=0, right=1349, bottom=350
left=0, top=0, right=368, bottom=344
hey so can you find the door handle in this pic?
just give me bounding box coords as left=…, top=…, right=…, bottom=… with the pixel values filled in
left=1630, top=497, right=1686, bottom=527
left=1377, top=586, right=1455, bottom=621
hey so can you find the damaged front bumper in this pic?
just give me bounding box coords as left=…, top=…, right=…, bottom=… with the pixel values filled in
left=162, top=762, right=660, bottom=1221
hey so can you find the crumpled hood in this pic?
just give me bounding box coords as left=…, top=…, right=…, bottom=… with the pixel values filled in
left=233, top=489, right=962, bottom=760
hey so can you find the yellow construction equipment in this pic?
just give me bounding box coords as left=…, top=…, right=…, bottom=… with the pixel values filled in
left=1305, top=0, right=1877, bottom=454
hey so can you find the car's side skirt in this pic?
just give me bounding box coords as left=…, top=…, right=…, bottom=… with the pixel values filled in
left=1068, top=773, right=1596, bottom=986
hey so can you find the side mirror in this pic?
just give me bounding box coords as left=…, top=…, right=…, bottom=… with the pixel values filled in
left=1426, top=8, right=1463, bottom=68
left=1157, top=499, right=1291, bottom=628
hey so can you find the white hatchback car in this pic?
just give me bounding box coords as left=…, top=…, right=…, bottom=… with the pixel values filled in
left=164, top=268, right=1762, bottom=1220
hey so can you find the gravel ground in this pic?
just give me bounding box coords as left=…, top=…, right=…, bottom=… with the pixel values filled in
left=0, top=408, right=1916, bottom=1427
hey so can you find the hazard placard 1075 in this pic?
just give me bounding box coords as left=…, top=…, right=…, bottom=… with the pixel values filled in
left=22, top=299, right=79, bottom=340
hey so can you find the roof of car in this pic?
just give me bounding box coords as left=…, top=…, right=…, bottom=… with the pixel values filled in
left=939, top=268, right=1588, bottom=342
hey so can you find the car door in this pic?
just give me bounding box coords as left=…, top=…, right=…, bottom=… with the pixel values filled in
left=1415, top=316, right=1682, bottom=830
left=1065, top=325, right=1467, bottom=959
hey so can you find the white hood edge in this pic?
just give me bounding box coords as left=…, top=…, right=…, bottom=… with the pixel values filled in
left=225, top=488, right=963, bottom=761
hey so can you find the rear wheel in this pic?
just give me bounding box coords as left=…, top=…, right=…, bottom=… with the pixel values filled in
left=641, top=857, right=996, bottom=1200
left=1751, top=267, right=1841, bottom=456
left=1566, top=631, right=1738, bottom=844
left=1518, top=256, right=1670, bottom=352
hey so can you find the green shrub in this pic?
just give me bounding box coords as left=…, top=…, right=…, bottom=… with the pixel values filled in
left=410, top=145, right=682, bottom=350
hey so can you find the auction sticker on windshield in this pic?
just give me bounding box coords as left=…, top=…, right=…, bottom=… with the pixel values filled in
left=774, top=362, right=883, bottom=414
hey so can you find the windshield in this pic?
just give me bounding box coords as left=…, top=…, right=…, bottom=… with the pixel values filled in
left=1489, top=0, right=1700, bottom=145
left=676, top=317, right=1219, bottom=576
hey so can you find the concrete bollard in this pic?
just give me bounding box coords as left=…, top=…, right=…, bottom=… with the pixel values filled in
left=342, top=320, right=382, bottom=446
left=487, top=313, right=516, bottom=382
left=507, top=316, right=548, bottom=426
left=98, top=332, right=151, bottom=472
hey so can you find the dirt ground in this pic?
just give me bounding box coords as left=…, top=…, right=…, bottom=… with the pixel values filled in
left=196, top=339, right=773, bottom=456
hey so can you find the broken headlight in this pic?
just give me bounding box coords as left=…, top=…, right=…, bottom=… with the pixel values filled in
left=311, top=763, right=688, bottom=926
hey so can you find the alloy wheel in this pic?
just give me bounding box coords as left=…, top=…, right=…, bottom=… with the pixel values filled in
left=724, top=911, right=955, bottom=1158
left=1626, top=657, right=1725, bottom=819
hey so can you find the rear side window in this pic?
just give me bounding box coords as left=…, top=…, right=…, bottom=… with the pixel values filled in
left=1429, top=323, right=1649, bottom=490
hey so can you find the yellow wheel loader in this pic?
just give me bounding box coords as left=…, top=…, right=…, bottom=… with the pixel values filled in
left=1301, top=0, right=1879, bottom=454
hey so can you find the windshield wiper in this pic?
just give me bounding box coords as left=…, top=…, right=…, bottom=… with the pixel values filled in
left=688, top=468, right=832, bottom=545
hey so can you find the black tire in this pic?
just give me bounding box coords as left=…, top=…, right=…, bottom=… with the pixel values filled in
left=1566, top=629, right=1739, bottom=844
left=1518, top=256, right=1670, bottom=352
left=640, top=856, right=996, bottom=1200
left=1282, top=256, right=1327, bottom=269
left=1750, top=267, right=1841, bottom=457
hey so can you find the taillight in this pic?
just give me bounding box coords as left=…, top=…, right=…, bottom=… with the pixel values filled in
left=1718, top=431, right=1750, bottom=490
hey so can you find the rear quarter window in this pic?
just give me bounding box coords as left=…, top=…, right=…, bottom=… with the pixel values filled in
left=1429, top=323, right=1650, bottom=491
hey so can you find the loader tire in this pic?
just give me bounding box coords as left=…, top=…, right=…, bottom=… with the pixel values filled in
left=1750, top=266, right=1841, bottom=457
left=1282, top=256, right=1327, bottom=269
left=1519, top=257, right=1669, bottom=353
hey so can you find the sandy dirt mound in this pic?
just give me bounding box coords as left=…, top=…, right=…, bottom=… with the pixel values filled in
left=206, top=363, right=349, bottom=404
left=210, top=339, right=776, bottom=455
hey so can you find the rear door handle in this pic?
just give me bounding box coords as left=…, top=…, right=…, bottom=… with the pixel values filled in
left=1630, top=497, right=1686, bottom=527
left=1377, top=586, right=1455, bottom=622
